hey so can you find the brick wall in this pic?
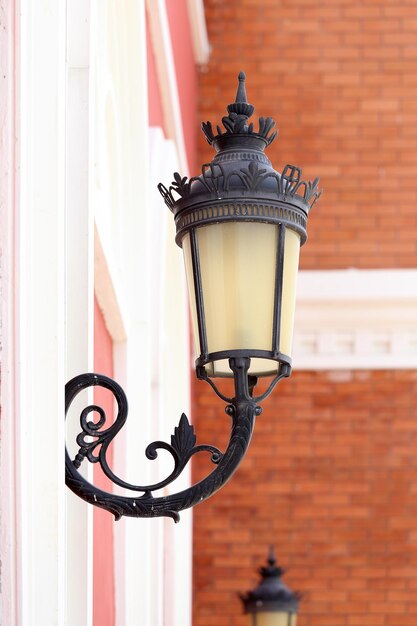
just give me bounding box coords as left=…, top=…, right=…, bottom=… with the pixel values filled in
left=197, top=0, right=417, bottom=270
left=192, top=1, right=417, bottom=624
left=192, top=370, right=417, bottom=626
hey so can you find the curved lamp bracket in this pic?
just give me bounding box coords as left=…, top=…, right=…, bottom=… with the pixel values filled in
left=65, top=358, right=290, bottom=522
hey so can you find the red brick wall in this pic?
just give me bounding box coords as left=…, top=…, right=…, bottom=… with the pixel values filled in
left=196, top=0, right=417, bottom=270
left=192, top=370, right=417, bottom=626
left=192, top=1, right=417, bottom=624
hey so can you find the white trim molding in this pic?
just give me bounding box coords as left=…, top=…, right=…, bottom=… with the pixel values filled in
left=94, top=222, right=128, bottom=344
left=186, top=0, right=210, bottom=65
left=294, top=269, right=417, bottom=370
left=146, top=0, right=189, bottom=175
left=149, top=128, right=192, bottom=626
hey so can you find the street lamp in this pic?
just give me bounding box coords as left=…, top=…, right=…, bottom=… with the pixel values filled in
left=65, top=72, right=321, bottom=521
left=241, top=548, right=300, bottom=626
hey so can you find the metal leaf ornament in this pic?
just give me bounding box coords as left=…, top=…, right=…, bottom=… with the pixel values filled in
left=240, top=162, right=267, bottom=190
left=170, top=413, right=197, bottom=458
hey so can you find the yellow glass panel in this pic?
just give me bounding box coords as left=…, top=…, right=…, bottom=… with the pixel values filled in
left=255, top=612, right=296, bottom=626
left=197, top=221, right=277, bottom=376
left=181, top=223, right=301, bottom=377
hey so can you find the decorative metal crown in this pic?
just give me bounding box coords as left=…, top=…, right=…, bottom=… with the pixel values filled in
left=158, top=72, right=322, bottom=247
left=201, top=71, right=278, bottom=146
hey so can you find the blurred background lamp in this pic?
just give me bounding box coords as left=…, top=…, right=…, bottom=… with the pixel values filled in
left=241, top=548, right=300, bottom=626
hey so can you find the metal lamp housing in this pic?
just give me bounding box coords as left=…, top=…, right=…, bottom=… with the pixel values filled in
left=159, top=72, right=320, bottom=379
left=241, top=549, right=300, bottom=626
left=64, top=73, right=321, bottom=522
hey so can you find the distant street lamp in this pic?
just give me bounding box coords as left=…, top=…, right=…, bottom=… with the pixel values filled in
left=241, top=548, right=300, bottom=626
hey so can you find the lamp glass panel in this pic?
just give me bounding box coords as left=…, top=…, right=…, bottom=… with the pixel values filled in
left=247, top=612, right=297, bottom=626
left=279, top=228, right=301, bottom=357
left=182, top=223, right=301, bottom=377
left=197, top=221, right=277, bottom=376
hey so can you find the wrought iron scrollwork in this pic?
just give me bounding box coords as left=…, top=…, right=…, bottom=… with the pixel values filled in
left=65, top=358, right=288, bottom=522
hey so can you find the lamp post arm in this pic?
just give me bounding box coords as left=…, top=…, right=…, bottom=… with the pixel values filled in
left=65, top=359, right=268, bottom=522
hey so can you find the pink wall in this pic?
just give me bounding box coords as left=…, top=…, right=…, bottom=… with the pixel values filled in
left=93, top=297, right=115, bottom=626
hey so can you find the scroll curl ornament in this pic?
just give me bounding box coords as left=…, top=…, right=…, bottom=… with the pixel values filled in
left=65, top=359, right=286, bottom=522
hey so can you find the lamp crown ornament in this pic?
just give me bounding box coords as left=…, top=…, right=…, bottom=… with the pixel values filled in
left=158, top=72, right=321, bottom=250
left=65, top=72, right=321, bottom=522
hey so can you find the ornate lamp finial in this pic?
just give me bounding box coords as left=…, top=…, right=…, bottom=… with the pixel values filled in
left=201, top=72, right=280, bottom=145
left=236, top=71, right=247, bottom=102
left=226, top=71, right=255, bottom=119
left=267, top=545, right=278, bottom=567
left=261, top=546, right=285, bottom=579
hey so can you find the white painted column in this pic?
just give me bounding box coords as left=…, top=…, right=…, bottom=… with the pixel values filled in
left=65, top=2, right=94, bottom=625
left=113, top=4, right=155, bottom=617
left=88, top=2, right=154, bottom=624
left=14, top=1, right=67, bottom=623
left=0, top=1, right=18, bottom=623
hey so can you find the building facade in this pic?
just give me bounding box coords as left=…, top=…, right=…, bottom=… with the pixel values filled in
left=2, top=1, right=417, bottom=626
left=0, top=1, right=207, bottom=624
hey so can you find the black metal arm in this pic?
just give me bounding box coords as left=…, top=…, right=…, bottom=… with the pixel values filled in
left=65, top=357, right=290, bottom=522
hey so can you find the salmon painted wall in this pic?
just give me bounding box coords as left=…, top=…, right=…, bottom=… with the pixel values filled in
left=93, top=297, right=115, bottom=626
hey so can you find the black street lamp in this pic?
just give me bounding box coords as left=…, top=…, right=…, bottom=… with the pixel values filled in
left=65, top=72, right=321, bottom=521
left=241, top=548, right=300, bottom=626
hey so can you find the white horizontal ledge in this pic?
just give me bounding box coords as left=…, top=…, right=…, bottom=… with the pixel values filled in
left=297, top=268, right=417, bottom=301
left=293, top=269, right=417, bottom=370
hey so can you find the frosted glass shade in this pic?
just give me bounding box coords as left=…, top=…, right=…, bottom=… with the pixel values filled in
left=182, top=222, right=301, bottom=377
left=247, top=612, right=297, bottom=626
